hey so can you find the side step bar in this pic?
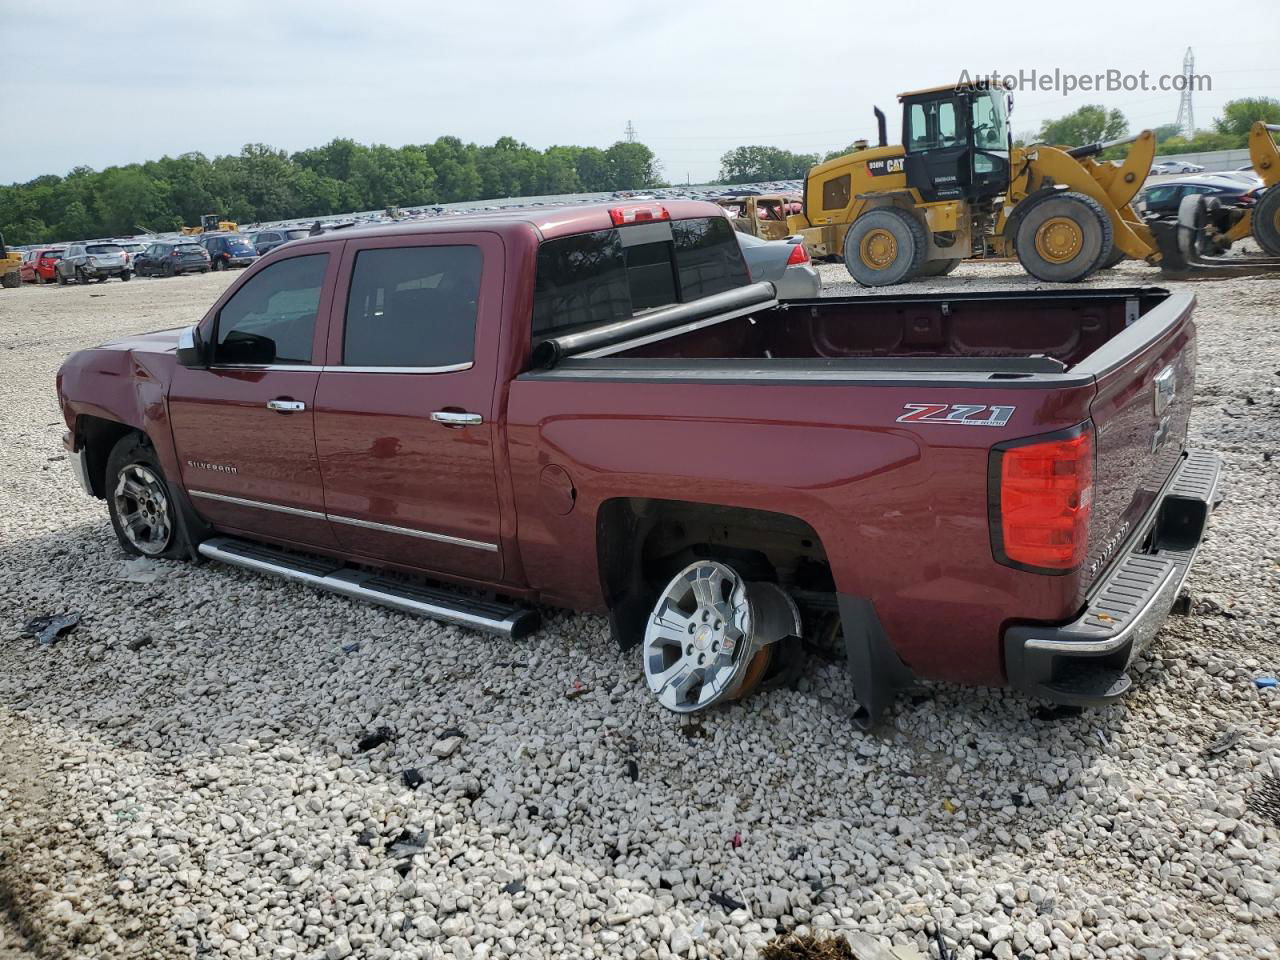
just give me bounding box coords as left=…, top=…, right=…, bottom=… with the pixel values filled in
left=198, top=536, right=540, bottom=639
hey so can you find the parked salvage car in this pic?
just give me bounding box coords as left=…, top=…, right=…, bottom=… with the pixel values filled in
left=21, top=247, right=64, bottom=284
left=56, top=200, right=1220, bottom=727
left=735, top=233, right=820, bottom=299
left=56, top=242, right=131, bottom=283
left=717, top=194, right=803, bottom=241
left=249, top=227, right=311, bottom=255
left=1138, top=177, right=1258, bottom=218
left=201, top=233, right=260, bottom=270
left=133, top=240, right=211, bottom=277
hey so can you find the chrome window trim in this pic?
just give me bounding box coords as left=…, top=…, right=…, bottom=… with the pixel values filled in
left=206, top=362, right=473, bottom=374
left=187, top=489, right=498, bottom=552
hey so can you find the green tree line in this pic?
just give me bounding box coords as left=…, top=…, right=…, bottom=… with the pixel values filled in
left=1, top=137, right=662, bottom=245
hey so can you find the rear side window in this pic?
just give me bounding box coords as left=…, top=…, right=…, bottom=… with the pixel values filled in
left=86, top=244, right=123, bottom=255
left=343, top=245, right=482, bottom=368
left=532, top=215, right=749, bottom=339
left=215, top=254, right=328, bottom=365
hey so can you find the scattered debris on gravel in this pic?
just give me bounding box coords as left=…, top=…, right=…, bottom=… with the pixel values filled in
left=1, top=263, right=1278, bottom=959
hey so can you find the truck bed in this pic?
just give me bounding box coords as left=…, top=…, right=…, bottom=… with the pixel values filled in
left=590, top=287, right=1174, bottom=374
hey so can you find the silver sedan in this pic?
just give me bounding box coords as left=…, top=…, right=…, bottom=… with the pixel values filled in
left=736, top=233, right=821, bottom=300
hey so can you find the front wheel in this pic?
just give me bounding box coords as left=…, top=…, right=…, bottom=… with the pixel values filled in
left=56, top=270, right=67, bottom=285
left=105, top=435, right=188, bottom=559
left=162, top=261, right=175, bottom=278
left=1252, top=187, right=1280, bottom=257
left=120, top=270, right=132, bottom=282
left=915, top=258, right=961, bottom=278
left=1014, top=191, right=1114, bottom=282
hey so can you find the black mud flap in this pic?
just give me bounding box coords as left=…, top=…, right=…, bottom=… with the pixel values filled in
left=837, top=595, right=914, bottom=730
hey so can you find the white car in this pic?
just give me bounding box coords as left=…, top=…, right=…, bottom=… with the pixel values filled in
left=1151, top=159, right=1204, bottom=175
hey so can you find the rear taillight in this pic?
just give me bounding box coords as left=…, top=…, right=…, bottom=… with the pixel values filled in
left=786, top=242, right=810, bottom=265
left=992, top=426, right=1093, bottom=572
left=609, top=204, right=669, bottom=225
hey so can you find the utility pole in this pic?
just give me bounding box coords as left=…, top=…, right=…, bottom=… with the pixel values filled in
left=624, top=120, right=637, bottom=144
left=1175, top=47, right=1196, bottom=140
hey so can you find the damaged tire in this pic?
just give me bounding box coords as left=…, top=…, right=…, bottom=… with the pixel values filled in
left=105, top=435, right=188, bottom=559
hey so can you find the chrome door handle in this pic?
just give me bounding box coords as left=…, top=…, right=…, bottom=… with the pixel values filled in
left=267, top=399, right=306, bottom=413
left=431, top=411, right=483, bottom=426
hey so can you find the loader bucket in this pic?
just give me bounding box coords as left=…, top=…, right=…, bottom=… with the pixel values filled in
left=1157, top=194, right=1280, bottom=278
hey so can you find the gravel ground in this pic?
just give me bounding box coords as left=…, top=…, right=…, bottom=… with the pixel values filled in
left=0, top=259, right=1278, bottom=960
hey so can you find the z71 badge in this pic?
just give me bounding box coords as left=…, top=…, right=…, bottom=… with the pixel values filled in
left=896, top=403, right=1016, bottom=427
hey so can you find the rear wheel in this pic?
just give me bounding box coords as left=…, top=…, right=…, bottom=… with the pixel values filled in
left=56, top=270, right=67, bottom=285
left=121, top=270, right=131, bottom=282
left=1014, top=191, right=1113, bottom=282
left=162, top=261, right=175, bottom=278
left=0, top=271, right=19, bottom=289
left=1253, top=187, right=1280, bottom=257
left=105, top=435, right=188, bottom=559
left=641, top=560, right=800, bottom=713
left=76, top=267, right=89, bottom=284
left=843, top=208, right=927, bottom=286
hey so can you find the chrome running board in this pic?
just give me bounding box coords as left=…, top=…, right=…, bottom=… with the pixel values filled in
left=197, top=536, right=539, bottom=639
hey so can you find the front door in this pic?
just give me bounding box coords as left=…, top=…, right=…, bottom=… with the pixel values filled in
left=169, top=247, right=341, bottom=547
left=313, top=232, right=505, bottom=582
left=902, top=94, right=970, bottom=202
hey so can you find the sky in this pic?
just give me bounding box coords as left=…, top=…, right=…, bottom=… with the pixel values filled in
left=2, top=0, right=1278, bottom=187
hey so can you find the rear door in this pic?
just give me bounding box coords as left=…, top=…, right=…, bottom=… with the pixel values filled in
left=168, top=246, right=342, bottom=547
left=312, top=231, right=505, bottom=582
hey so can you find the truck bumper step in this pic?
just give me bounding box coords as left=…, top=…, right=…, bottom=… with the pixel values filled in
left=197, top=536, right=539, bottom=639
left=1004, top=449, right=1221, bottom=707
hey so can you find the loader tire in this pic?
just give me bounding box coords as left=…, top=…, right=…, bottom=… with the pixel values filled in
left=844, top=208, right=927, bottom=286
left=916, top=258, right=961, bottom=278
left=1254, top=187, right=1280, bottom=257
left=1014, top=191, right=1114, bottom=283
left=0, top=270, right=19, bottom=289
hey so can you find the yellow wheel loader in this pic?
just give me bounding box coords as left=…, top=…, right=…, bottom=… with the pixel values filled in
left=180, top=214, right=238, bottom=236
left=0, top=233, right=22, bottom=289
left=785, top=83, right=1161, bottom=285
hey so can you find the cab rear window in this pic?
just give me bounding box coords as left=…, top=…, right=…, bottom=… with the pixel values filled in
left=532, top=216, right=748, bottom=338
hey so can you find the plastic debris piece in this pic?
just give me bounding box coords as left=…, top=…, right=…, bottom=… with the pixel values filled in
left=709, top=891, right=746, bottom=912
left=942, top=798, right=957, bottom=814
left=624, top=759, right=639, bottom=782
left=23, top=613, right=81, bottom=647
left=119, top=557, right=165, bottom=585
left=731, top=831, right=743, bottom=849
left=355, top=829, right=376, bottom=847
left=502, top=878, right=525, bottom=895
left=1033, top=704, right=1083, bottom=721
left=438, top=727, right=465, bottom=740
left=357, top=726, right=395, bottom=752
left=401, top=768, right=424, bottom=790
left=1254, top=676, right=1278, bottom=689
left=388, top=829, right=428, bottom=859
left=1207, top=727, right=1243, bottom=755
left=341, top=642, right=361, bottom=654
left=566, top=681, right=592, bottom=700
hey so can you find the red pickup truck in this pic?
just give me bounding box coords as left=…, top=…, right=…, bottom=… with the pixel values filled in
left=57, top=200, right=1220, bottom=726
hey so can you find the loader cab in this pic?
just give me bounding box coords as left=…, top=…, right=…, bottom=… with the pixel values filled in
left=900, top=85, right=1010, bottom=204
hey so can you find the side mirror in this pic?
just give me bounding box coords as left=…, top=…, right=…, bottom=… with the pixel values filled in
left=176, top=325, right=208, bottom=368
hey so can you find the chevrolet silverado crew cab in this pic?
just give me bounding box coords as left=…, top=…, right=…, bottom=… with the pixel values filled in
left=57, top=200, right=1220, bottom=726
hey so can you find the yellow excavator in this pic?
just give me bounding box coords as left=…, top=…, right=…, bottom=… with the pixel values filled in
left=784, top=82, right=1163, bottom=285
left=0, top=233, right=22, bottom=289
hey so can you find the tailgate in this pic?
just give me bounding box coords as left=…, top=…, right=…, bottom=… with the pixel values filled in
left=1078, top=293, right=1197, bottom=592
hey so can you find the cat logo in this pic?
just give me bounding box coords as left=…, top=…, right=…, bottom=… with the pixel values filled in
left=866, top=157, right=905, bottom=177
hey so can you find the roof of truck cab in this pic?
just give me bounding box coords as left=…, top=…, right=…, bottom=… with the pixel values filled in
left=281, top=199, right=729, bottom=247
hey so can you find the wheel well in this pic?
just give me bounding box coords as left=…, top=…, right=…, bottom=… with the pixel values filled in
left=597, top=498, right=834, bottom=650
left=75, top=416, right=140, bottom=498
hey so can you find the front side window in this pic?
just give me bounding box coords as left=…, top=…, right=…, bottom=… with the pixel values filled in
left=343, top=245, right=482, bottom=367
left=215, top=254, right=327, bottom=365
